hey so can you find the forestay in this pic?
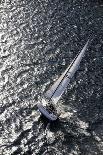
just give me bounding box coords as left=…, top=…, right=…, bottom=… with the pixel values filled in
left=44, top=40, right=89, bottom=104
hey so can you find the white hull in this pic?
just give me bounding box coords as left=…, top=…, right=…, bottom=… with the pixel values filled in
left=37, top=102, right=57, bottom=121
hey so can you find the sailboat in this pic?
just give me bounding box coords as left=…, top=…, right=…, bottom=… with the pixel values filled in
left=37, top=40, right=90, bottom=121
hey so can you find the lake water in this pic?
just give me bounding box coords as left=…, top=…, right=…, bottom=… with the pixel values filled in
left=0, top=0, right=103, bottom=154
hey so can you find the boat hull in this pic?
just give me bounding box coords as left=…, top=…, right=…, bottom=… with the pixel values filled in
left=37, top=103, right=57, bottom=121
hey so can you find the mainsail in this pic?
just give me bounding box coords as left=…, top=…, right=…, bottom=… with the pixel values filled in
left=44, top=40, right=89, bottom=104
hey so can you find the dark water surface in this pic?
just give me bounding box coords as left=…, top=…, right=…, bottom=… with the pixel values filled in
left=0, top=0, right=103, bottom=154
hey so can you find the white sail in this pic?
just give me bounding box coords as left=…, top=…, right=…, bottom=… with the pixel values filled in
left=44, top=40, right=89, bottom=104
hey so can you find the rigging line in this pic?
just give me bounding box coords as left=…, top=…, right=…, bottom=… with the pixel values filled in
left=48, top=41, right=89, bottom=103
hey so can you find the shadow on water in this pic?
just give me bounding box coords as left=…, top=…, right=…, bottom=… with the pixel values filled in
left=37, top=114, right=88, bottom=153
left=37, top=107, right=103, bottom=154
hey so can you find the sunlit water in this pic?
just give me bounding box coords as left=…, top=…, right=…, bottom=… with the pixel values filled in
left=0, top=0, right=103, bottom=155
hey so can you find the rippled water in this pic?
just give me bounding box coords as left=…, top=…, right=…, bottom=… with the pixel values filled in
left=0, top=0, right=103, bottom=154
